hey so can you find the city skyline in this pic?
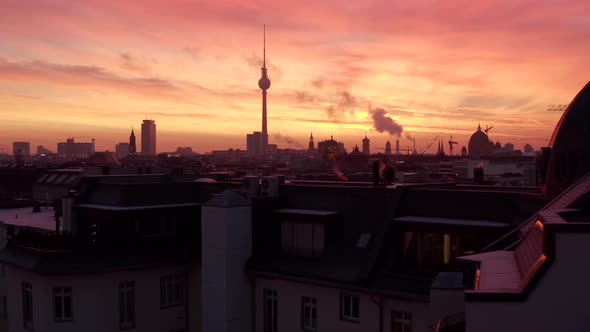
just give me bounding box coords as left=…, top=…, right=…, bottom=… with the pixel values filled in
left=1, top=0, right=588, bottom=153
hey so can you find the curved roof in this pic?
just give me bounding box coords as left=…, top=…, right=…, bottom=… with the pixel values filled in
left=544, top=81, right=590, bottom=196
left=468, top=125, right=490, bottom=158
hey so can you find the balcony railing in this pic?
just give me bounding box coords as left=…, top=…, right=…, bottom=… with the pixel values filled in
left=435, top=312, right=465, bottom=332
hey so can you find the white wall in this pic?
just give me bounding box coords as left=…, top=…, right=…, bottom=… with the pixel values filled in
left=202, top=204, right=252, bottom=332
left=5, top=265, right=194, bottom=332
left=255, top=277, right=431, bottom=332
left=383, top=296, right=431, bottom=332
left=466, top=232, right=590, bottom=332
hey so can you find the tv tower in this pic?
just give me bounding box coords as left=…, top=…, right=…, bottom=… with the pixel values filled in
left=258, top=24, right=271, bottom=156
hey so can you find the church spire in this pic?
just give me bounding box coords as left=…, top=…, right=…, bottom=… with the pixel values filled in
left=129, top=125, right=137, bottom=155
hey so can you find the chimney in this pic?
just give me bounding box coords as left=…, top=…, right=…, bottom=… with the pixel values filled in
left=201, top=190, right=252, bottom=332
left=474, top=168, right=484, bottom=184
left=373, top=160, right=380, bottom=185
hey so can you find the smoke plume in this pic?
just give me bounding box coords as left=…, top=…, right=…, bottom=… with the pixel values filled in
left=325, top=90, right=358, bottom=122
left=272, top=133, right=303, bottom=148
left=243, top=52, right=283, bottom=80
left=369, top=107, right=404, bottom=136
left=295, top=90, right=317, bottom=103
left=406, top=134, right=414, bottom=141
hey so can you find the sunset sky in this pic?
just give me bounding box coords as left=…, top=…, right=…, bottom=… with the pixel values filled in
left=1, top=0, right=589, bottom=154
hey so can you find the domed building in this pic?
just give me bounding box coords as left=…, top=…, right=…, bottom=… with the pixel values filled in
left=543, top=81, right=590, bottom=197
left=468, top=124, right=492, bottom=158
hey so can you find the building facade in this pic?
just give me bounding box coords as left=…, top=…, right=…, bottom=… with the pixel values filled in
left=141, top=120, right=156, bottom=156
left=115, top=142, right=129, bottom=159
left=57, top=138, right=94, bottom=160
left=12, top=142, right=30, bottom=157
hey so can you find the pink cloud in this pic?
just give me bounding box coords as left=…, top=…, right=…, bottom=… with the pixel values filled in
left=0, top=0, right=588, bottom=151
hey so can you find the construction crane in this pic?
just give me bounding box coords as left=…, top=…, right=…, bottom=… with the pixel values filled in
left=547, top=104, right=568, bottom=112
left=421, top=135, right=440, bottom=154
left=448, top=135, right=458, bottom=156
left=484, top=125, right=493, bottom=134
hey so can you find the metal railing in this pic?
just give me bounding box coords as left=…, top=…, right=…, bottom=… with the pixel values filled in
left=435, top=312, right=466, bottom=332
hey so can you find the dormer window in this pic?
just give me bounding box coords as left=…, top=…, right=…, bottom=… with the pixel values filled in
left=276, top=208, right=337, bottom=257
left=281, top=222, right=324, bottom=256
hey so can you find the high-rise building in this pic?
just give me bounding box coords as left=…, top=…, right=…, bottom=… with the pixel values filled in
left=362, top=133, right=370, bottom=155
left=12, top=142, right=30, bottom=157
left=247, top=132, right=263, bottom=157
left=115, top=143, right=130, bottom=159
left=396, top=140, right=400, bottom=155
left=129, top=127, right=137, bottom=155
left=524, top=144, right=534, bottom=154
left=308, top=132, right=315, bottom=151
left=141, top=119, right=156, bottom=156
left=385, top=141, right=392, bottom=155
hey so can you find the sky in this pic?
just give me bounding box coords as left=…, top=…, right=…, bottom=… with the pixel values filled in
left=1, top=0, right=589, bottom=155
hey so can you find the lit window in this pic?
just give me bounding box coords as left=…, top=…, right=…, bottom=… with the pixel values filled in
left=53, top=287, right=72, bottom=321
left=22, top=281, right=33, bottom=330
left=392, top=311, right=412, bottom=332
left=340, top=294, right=359, bottom=322
left=281, top=222, right=324, bottom=256
left=301, top=296, right=317, bottom=331
left=263, top=289, right=278, bottom=332
left=119, top=281, right=135, bottom=330
left=160, top=275, right=185, bottom=308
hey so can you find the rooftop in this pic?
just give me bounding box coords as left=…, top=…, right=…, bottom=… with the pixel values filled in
left=0, top=207, right=56, bottom=231
left=394, top=216, right=510, bottom=229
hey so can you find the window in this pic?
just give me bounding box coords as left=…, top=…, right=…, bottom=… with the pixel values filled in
left=263, top=289, right=277, bottom=332
left=281, top=222, right=324, bottom=256
left=53, top=287, right=72, bottom=321
left=160, top=275, right=185, bottom=308
left=401, top=232, right=457, bottom=269
left=340, top=294, right=359, bottom=322
left=119, top=281, right=135, bottom=330
left=301, top=296, right=317, bottom=331
left=22, top=281, right=33, bottom=330
left=392, top=311, right=412, bottom=332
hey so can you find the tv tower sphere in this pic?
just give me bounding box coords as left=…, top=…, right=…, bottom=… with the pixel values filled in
left=258, top=76, right=271, bottom=90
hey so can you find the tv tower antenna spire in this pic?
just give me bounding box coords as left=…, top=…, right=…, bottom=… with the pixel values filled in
left=258, top=24, right=271, bottom=156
